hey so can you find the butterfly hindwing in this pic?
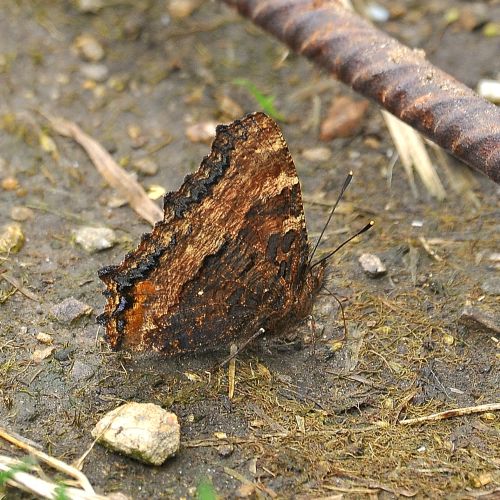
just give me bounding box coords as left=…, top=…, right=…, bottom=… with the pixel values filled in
left=98, top=112, right=321, bottom=354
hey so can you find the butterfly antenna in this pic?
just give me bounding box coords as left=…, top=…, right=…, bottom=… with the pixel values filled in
left=308, top=171, right=353, bottom=265
left=311, top=220, right=374, bottom=269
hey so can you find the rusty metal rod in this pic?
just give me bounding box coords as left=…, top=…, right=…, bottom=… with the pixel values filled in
left=223, top=0, right=500, bottom=183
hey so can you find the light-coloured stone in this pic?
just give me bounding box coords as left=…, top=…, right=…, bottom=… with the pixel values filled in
left=32, top=347, right=54, bottom=363
left=36, top=332, right=53, bottom=344
left=0, top=223, right=24, bottom=254
left=132, top=157, right=159, bottom=176
left=74, top=226, right=117, bottom=253
left=301, top=147, right=332, bottom=162
left=80, top=63, right=109, bottom=82
left=10, top=206, right=34, bottom=222
left=92, top=402, right=180, bottom=465
left=358, top=253, right=387, bottom=277
left=74, top=34, right=105, bottom=62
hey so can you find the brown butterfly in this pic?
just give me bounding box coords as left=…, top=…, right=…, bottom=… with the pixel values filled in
left=98, top=112, right=326, bottom=354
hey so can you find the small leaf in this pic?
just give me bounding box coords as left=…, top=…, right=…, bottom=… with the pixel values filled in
left=196, top=477, right=218, bottom=500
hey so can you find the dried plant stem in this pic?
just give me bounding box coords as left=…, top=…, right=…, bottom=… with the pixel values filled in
left=0, top=456, right=107, bottom=500
left=0, top=426, right=95, bottom=494
left=41, top=112, right=163, bottom=226
left=399, top=402, right=500, bottom=425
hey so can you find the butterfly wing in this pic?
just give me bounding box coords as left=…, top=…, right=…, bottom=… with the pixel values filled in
left=98, top=112, right=318, bottom=354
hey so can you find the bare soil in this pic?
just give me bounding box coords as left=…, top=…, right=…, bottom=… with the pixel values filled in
left=0, top=1, right=498, bottom=498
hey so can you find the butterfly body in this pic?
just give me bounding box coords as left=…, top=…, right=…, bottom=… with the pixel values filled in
left=98, top=112, right=324, bottom=354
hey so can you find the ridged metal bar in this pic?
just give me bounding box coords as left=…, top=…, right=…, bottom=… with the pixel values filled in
left=223, top=0, right=500, bottom=183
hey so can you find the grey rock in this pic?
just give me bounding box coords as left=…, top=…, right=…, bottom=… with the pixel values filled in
left=71, top=360, right=96, bottom=381
left=92, top=402, right=180, bottom=465
left=54, top=347, right=76, bottom=362
left=74, top=226, right=117, bottom=253
left=481, top=276, right=500, bottom=295
left=50, top=297, right=92, bottom=324
left=358, top=253, right=387, bottom=277
left=459, top=302, right=500, bottom=334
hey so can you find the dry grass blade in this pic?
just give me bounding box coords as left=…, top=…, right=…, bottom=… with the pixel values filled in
left=228, top=344, right=238, bottom=399
left=0, top=271, right=40, bottom=301
left=0, top=456, right=108, bottom=500
left=382, top=111, right=446, bottom=200
left=42, top=112, right=163, bottom=226
left=0, top=426, right=95, bottom=494
left=399, top=402, right=500, bottom=425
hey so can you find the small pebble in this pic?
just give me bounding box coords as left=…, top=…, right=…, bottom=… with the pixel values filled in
left=71, top=360, right=96, bottom=381
left=442, top=333, right=455, bottom=346
left=10, top=206, right=34, bottom=222
left=76, top=0, right=104, bottom=12
left=74, top=226, right=117, bottom=253
left=217, top=444, right=234, bottom=457
left=365, top=2, right=390, bottom=22
left=459, top=302, right=500, bottom=334
left=74, top=34, right=105, bottom=62
left=358, top=253, right=387, bottom=277
left=167, top=0, right=202, bottom=19
left=123, top=12, right=146, bottom=40
left=54, top=347, right=76, bottom=362
left=92, top=402, right=180, bottom=465
left=1, top=176, right=19, bottom=191
left=80, top=63, right=109, bottom=82
left=106, top=196, right=128, bottom=208
left=477, top=79, right=500, bottom=104
left=301, top=147, right=332, bottom=162
left=0, top=223, right=25, bottom=254
left=185, top=121, right=217, bottom=143
left=32, top=347, right=54, bottom=363
left=36, top=332, right=53, bottom=344
left=132, top=157, right=159, bottom=176
left=50, top=297, right=93, bottom=324
left=481, top=277, right=500, bottom=295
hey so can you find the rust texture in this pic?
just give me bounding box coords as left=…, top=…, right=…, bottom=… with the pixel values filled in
left=223, top=0, right=500, bottom=183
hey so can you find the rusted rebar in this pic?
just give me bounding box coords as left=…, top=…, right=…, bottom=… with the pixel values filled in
left=223, top=0, right=500, bottom=183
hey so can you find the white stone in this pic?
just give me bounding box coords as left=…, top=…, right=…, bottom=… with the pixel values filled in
left=92, top=402, right=180, bottom=465
left=73, top=226, right=116, bottom=253
left=358, top=253, right=387, bottom=277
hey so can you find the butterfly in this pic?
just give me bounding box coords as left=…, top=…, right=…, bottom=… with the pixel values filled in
left=98, top=112, right=326, bottom=354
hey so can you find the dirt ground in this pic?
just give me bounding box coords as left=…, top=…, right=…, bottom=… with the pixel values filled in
left=0, top=0, right=499, bottom=498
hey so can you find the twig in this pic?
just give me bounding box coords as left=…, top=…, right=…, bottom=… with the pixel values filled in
left=40, top=111, right=163, bottom=226
left=399, top=402, right=500, bottom=425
